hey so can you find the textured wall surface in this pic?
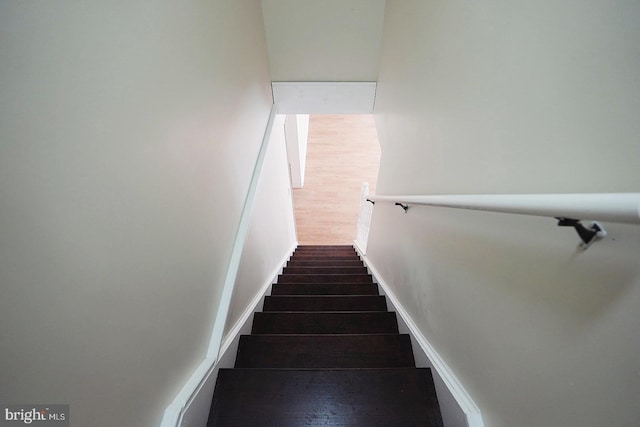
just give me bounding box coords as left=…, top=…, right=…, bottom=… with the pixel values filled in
left=262, top=0, right=385, bottom=81
left=224, top=116, right=297, bottom=340
left=370, top=1, right=640, bottom=426
left=0, top=2, right=272, bottom=426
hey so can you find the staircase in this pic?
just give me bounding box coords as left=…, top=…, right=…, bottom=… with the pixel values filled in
left=207, top=245, right=444, bottom=426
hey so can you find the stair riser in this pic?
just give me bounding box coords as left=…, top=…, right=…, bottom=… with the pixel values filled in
left=287, top=259, right=364, bottom=267
left=278, top=274, right=373, bottom=284
left=252, top=312, right=399, bottom=334
left=292, top=251, right=358, bottom=258
left=290, top=256, right=362, bottom=264
left=235, top=335, right=416, bottom=368
left=283, top=266, right=368, bottom=275
left=263, top=296, right=387, bottom=311
left=294, top=247, right=356, bottom=251
left=293, top=249, right=357, bottom=254
left=295, top=247, right=356, bottom=251
left=271, top=283, right=379, bottom=295
left=295, top=248, right=355, bottom=252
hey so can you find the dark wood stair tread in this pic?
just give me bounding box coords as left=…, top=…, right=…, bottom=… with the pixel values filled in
left=278, top=273, right=373, bottom=284
left=208, top=245, right=444, bottom=427
left=293, top=247, right=356, bottom=252
left=295, top=245, right=355, bottom=250
left=263, top=295, right=387, bottom=311
left=208, top=368, right=444, bottom=427
left=235, top=334, right=415, bottom=368
left=252, top=312, right=399, bottom=334
left=271, top=283, right=379, bottom=295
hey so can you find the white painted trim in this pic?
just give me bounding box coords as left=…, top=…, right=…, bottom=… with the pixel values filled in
left=296, top=114, right=309, bottom=187
left=160, top=243, right=295, bottom=427
left=284, top=115, right=302, bottom=188
left=159, top=357, right=216, bottom=427
left=207, top=105, right=279, bottom=360
left=354, top=243, right=485, bottom=427
left=353, top=240, right=366, bottom=259
left=160, top=105, right=278, bottom=427
left=283, top=114, right=309, bottom=189
left=354, top=182, right=373, bottom=254
left=272, top=82, right=377, bottom=114
left=217, top=243, right=296, bottom=362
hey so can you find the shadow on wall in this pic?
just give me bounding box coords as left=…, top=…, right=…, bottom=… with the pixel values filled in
left=387, top=206, right=639, bottom=330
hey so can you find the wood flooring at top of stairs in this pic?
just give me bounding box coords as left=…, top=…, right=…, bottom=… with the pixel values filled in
left=293, top=115, right=380, bottom=246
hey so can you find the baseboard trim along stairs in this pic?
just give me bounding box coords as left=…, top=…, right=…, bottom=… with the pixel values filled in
left=207, top=245, right=445, bottom=426
left=354, top=241, right=485, bottom=427
left=160, top=244, right=295, bottom=427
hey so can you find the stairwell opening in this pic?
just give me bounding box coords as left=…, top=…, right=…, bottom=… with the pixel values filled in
left=288, top=114, right=381, bottom=245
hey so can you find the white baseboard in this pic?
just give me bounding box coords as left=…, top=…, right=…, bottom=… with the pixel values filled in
left=160, top=244, right=295, bottom=427
left=354, top=242, right=485, bottom=427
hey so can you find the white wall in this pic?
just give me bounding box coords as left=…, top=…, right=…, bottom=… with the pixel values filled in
left=262, top=0, right=386, bottom=81
left=370, top=1, right=640, bottom=426
left=296, top=115, right=310, bottom=187
left=224, top=115, right=297, bottom=338
left=0, top=2, right=272, bottom=426
left=284, top=115, right=308, bottom=188
left=273, top=82, right=378, bottom=114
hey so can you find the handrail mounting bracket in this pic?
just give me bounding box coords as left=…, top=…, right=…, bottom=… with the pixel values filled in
left=556, top=217, right=607, bottom=250
left=395, top=202, right=409, bottom=213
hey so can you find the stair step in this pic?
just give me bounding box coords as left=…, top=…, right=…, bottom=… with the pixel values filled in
left=294, top=246, right=356, bottom=250
left=283, top=266, right=368, bottom=275
left=296, top=245, right=355, bottom=250
left=278, top=273, right=373, bottom=284
left=263, top=295, right=387, bottom=311
left=292, top=250, right=358, bottom=255
left=209, top=368, right=444, bottom=427
left=295, top=247, right=355, bottom=253
left=252, top=312, right=398, bottom=334
left=287, top=259, right=364, bottom=267
left=235, top=334, right=415, bottom=368
left=271, top=283, right=379, bottom=295
left=290, top=256, right=362, bottom=263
